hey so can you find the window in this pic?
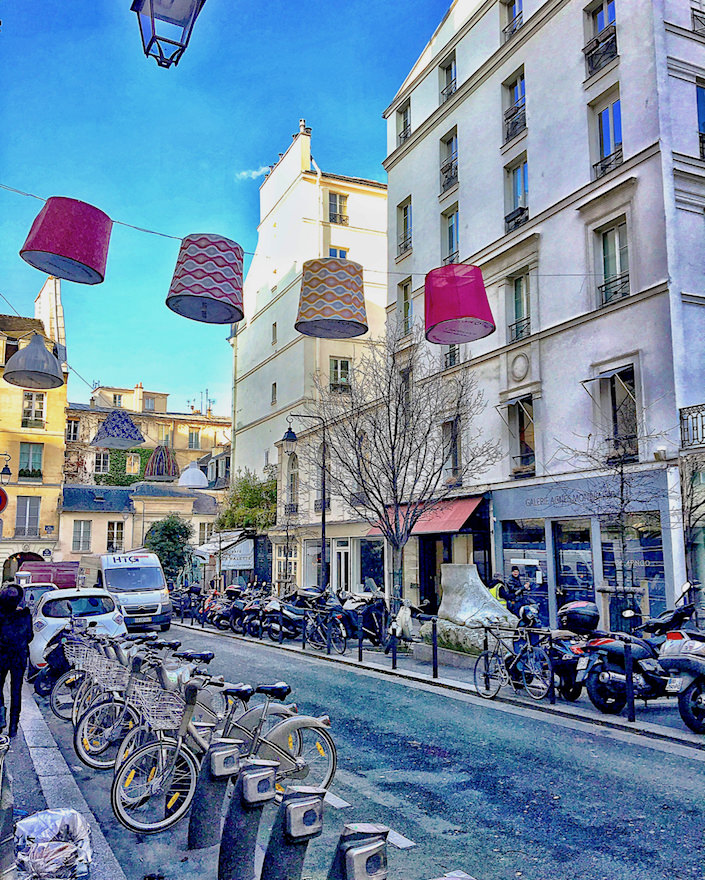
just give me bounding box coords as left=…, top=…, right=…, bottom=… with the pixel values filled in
left=398, top=199, right=412, bottom=256
left=694, top=7, right=705, bottom=36
left=698, top=83, right=705, bottom=159
left=443, top=208, right=459, bottom=265
left=512, top=397, right=535, bottom=475
left=94, top=451, right=110, bottom=474
left=144, top=396, right=155, bottom=411
left=66, top=420, right=80, bottom=442
left=440, top=54, right=457, bottom=103
left=584, top=0, right=617, bottom=76
left=400, top=367, right=412, bottom=413
left=286, top=453, right=299, bottom=515
left=504, top=72, right=526, bottom=142
left=398, top=279, right=413, bottom=334
left=440, top=130, right=458, bottom=192
left=509, top=273, right=531, bottom=340
left=329, top=192, right=348, bottom=225
left=264, top=448, right=269, bottom=468
left=599, top=219, right=629, bottom=303
left=604, top=366, right=638, bottom=459
left=107, top=521, right=124, bottom=552
left=18, top=443, right=43, bottom=480
left=503, top=0, right=523, bottom=41
left=442, top=419, right=462, bottom=484
left=125, top=453, right=140, bottom=475
left=276, top=542, right=298, bottom=582
left=594, top=95, right=622, bottom=177
left=188, top=428, right=201, bottom=449
left=3, top=337, right=18, bottom=364
left=329, top=248, right=348, bottom=259
left=330, top=357, right=351, bottom=392
left=113, top=394, right=123, bottom=407
left=271, top=322, right=277, bottom=345
left=198, top=522, right=214, bottom=544
left=22, top=392, right=45, bottom=428
left=398, top=101, right=411, bottom=145
left=506, top=158, right=529, bottom=231
left=72, top=520, right=92, bottom=553
left=158, top=424, right=172, bottom=446
left=271, top=383, right=277, bottom=406
left=444, top=344, right=460, bottom=369
left=15, top=496, right=40, bottom=537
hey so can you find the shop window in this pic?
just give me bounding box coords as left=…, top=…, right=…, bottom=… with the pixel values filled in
left=501, top=519, right=547, bottom=622
left=553, top=519, right=595, bottom=606
left=276, top=542, right=298, bottom=583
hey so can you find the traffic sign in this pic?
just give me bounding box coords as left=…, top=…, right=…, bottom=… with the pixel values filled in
left=0, top=488, right=7, bottom=515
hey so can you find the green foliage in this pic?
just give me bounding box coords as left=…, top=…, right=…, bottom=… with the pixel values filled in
left=95, top=448, right=153, bottom=486
left=215, top=467, right=276, bottom=532
left=144, top=514, right=194, bottom=580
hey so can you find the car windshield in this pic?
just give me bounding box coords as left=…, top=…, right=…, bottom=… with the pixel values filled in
left=24, top=586, right=54, bottom=611
left=104, top=567, right=165, bottom=592
left=42, top=595, right=115, bottom=618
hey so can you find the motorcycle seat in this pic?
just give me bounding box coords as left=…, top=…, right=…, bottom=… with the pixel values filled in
left=550, top=629, right=578, bottom=639
left=223, top=683, right=255, bottom=703
left=255, top=682, right=291, bottom=701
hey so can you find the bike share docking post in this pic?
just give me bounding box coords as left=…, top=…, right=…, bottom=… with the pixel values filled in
left=259, top=786, right=325, bottom=880
left=188, top=739, right=243, bottom=850
left=624, top=640, right=636, bottom=723
left=0, top=735, right=17, bottom=880
left=326, top=823, right=390, bottom=880
left=357, top=612, right=364, bottom=663
left=547, top=631, right=556, bottom=705
left=217, top=758, right=278, bottom=880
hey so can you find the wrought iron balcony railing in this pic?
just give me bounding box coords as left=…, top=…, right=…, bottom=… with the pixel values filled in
left=440, top=154, right=458, bottom=191
left=284, top=503, right=299, bottom=516
left=509, top=316, right=531, bottom=341
left=398, top=124, right=411, bottom=146
left=14, top=527, right=40, bottom=537
left=329, top=212, right=349, bottom=226
left=503, top=11, right=523, bottom=42
left=443, top=250, right=459, bottom=266
left=314, top=498, right=331, bottom=513
left=21, top=418, right=44, bottom=429
left=584, top=24, right=618, bottom=76
left=505, top=205, right=529, bottom=233
left=681, top=404, right=705, bottom=449
left=504, top=102, right=526, bottom=142
left=604, top=434, right=638, bottom=462
left=398, top=230, right=412, bottom=256
left=599, top=271, right=630, bottom=305
left=350, top=491, right=369, bottom=507
left=440, top=78, right=457, bottom=103
left=330, top=382, right=351, bottom=394
left=593, top=144, right=623, bottom=179
left=700, top=131, right=705, bottom=160
left=444, top=347, right=460, bottom=369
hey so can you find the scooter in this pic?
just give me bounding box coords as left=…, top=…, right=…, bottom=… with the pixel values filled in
left=658, top=629, right=705, bottom=734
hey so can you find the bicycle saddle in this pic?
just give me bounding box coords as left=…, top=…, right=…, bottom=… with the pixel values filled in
left=255, top=682, right=291, bottom=701
left=173, top=651, right=214, bottom=663
left=223, top=683, right=255, bottom=703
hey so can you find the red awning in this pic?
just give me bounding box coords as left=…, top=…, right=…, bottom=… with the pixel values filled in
left=367, top=496, right=482, bottom=537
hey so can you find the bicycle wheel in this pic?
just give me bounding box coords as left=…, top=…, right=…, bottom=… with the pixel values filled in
left=331, top=620, right=347, bottom=655
left=473, top=650, right=504, bottom=699
left=111, top=738, right=200, bottom=834
left=72, top=681, right=105, bottom=727
left=74, top=698, right=140, bottom=770
left=115, top=724, right=160, bottom=771
left=277, top=725, right=336, bottom=792
left=50, top=669, right=85, bottom=721
left=521, top=646, right=553, bottom=701
left=305, top=617, right=325, bottom=651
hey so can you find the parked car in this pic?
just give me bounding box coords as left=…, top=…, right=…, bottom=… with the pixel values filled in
left=29, top=588, right=127, bottom=673
left=21, top=582, right=60, bottom=613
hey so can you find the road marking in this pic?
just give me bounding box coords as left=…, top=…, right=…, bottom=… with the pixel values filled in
left=324, top=791, right=351, bottom=808
left=387, top=829, right=416, bottom=849
left=428, top=873, right=476, bottom=879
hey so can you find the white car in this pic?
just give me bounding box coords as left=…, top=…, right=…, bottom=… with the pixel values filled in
left=30, top=588, right=127, bottom=671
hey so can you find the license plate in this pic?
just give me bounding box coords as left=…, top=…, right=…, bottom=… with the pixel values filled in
left=665, top=676, right=683, bottom=694
left=577, top=656, right=589, bottom=670
left=134, top=615, right=152, bottom=623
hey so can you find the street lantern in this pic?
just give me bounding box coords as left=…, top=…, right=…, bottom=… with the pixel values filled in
left=282, top=426, right=297, bottom=456
left=131, top=0, right=207, bottom=68
left=0, top=455, right=11, bottom=487
left=3, top=334, right=65, bottom=389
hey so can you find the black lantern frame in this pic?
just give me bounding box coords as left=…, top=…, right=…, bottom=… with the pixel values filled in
left=131, top=0, right=207, bottom=68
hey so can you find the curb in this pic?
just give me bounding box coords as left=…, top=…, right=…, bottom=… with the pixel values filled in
left=21, top=685, right=127, bottom=880
left=173, top=621, right=705, bottom=754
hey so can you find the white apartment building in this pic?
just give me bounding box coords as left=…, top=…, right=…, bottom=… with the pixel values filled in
left=232, top=121, right=388, bottom=591
left=383, top=0, right=705, bottom=625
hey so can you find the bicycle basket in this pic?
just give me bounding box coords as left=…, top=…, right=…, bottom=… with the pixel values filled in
left=131, top=678, right=185, bottom=731
left=93, top=657, right=130, bottom=691
left=62, top=641, right=94, bottom=672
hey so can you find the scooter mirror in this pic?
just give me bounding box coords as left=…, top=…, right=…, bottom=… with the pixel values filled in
left=622, top=609, right=636, bottom=619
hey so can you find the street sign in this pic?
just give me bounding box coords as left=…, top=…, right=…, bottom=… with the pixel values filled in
left=0, top=488, right=7, bottom=515
left=42, top=549, right=52, bottom=558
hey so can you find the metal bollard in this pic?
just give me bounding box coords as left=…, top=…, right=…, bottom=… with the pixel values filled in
left=302, top=610, right=308, bottom=650
left=548, top=632, right=556, bottom=706
left=218, top=758, right=278, bottom=880
left=357, top=612, right=364, bottom=663
left=326, top=823, right=390, bottom=880
left=390, top=633, right=397, bottom=670
left=624, top=640, right=636, bottom=723
left=260, top=786, right=325, bottom=880
left=0, top=737, right=17, bottom=880
left=326, top=614, right=333, bottom=655
left=279, top=609, right=284, bottom=645
left=188, top=739, right=242, bottom=850
left=432, top=618, right=438, bottom=679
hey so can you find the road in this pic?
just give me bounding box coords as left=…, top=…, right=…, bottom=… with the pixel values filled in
left=39, top=626, right=705, bottom=880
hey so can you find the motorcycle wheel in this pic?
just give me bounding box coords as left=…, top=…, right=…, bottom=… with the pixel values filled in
left=558, top=675, right=583, bottom=702
left=230, top=615, right=244, bottom=634
left=34, top=669, right=55, bottom=697
left=586, top=669, right=627, bottom=714
left=678, top=679, right=705, bottom=734
left=247, top=616, right=262, bottom=638
left=267, top=621, right=283, bottom=642
left=215, top=617, right=230, bottom=631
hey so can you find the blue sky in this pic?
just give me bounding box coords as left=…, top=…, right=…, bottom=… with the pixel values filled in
left=0, top=1, right=449, bottom=417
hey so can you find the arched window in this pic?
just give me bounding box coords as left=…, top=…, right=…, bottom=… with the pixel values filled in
left=288, top=453, right=299, bottom=504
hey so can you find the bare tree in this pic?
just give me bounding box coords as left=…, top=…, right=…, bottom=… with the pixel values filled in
left=679, top=451, right=705, bottom=583
left=299, top=322, right=500, bottom=609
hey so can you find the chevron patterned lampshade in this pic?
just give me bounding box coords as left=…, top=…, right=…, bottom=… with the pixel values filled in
left=144, top=445, right=180, bottom=481
left=295, top=257, right=368, bottom=339
left=166, top=233, right=244, bottom=324
left=424, top=264, right=495, bottom=344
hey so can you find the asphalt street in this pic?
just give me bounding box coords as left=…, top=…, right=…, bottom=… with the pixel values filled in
left=35, top=627, right=705, bottom=880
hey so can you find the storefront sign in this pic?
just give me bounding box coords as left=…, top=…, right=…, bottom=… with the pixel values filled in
left=221, top=539, right=254, bottom=571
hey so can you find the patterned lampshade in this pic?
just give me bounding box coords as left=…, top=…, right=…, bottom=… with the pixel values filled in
left=90, top=411, right=146, bottom=450
left=295, top=257, right=368, bottom=339
left=424, top=264, right=495, bottom=344
left=20, top=197, right=113, bottom=284
left=166, top=234, right=244, bottom=324
left=178, top=460, right=208, bottom=488
left=144, top=445, right=180, bottom=481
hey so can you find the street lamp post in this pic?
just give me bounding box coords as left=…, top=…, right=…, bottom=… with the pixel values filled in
left=282, top=415, right=328, bottom=591
left=0, top=455, right=10, bottom=487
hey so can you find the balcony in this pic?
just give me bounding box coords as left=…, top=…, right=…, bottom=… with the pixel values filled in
left=440, top=78, right=457, bottom=104
left=511, top=451, right=535, bottom=478
left=508, top=316, right=531, bottom=341
left=18, top=468, right=42, bottom=483
left=330, top=382, right=351, bottom=394
left=443, top=250, right=459, bottom=266
left=398, top=124, right=411, bottom=146
left=444, top=347, right=460, bottom=369
left=505, top=205, right=529, bottom=233
left=599, top=271, right=630, bottom=305
left=504, top=102, right=526, bottom=143
left=693, top=9, right=705, bottom=35
left=503, top=11, right=523, bottom=42
left=440, top=153, right=458, bottom=192
left=583, top=24, right=618, bottom=76
left=284, top=503, right=299, bottom=516
left=593, top=145, right=623, bottom=179
left=21, top=418, right=44, bottom=429
left=14, top=526, right=40, bottom=538
left=350, top=491, right=369, bottom=507
left=314, top=498, right=331, bottom=513
left=329, top=212, right=349, bottom=226
left=700, top=131, right=705, bottom=160
left=397, top=230, right=412, bottom=257
left=604, top=434, right=638, bottom=463
left=681, top=404, right=705, bottom=449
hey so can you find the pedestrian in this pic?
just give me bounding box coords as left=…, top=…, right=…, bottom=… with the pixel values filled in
left=488, top=574, right=507, bottom=607
left=500, top=566, right=529, bottom=616
left=0, top=584, right=33, bottom=737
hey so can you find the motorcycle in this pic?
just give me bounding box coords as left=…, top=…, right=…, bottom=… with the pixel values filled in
left=658, top=629, right=705, bottom=733
left=576, top=601, right=696, bottom=714
left=338, top=589, right=388, bottom=646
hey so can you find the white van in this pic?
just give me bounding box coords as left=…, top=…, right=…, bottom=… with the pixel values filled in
left=78, top=552, right=172, bottom=631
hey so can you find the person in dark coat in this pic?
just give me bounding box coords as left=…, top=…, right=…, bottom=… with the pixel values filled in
left=500, top=566, right=529, bottom=617
left=0, top=584, right=33, bottom=737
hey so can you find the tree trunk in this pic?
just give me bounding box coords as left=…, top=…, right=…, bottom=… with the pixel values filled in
left=391, top=544, right=403, bottom=617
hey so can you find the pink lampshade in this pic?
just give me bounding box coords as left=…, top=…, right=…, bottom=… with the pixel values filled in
left=20, top=197, right=113, bottom=284
left=166, top=234, right=244, bottom=324
left=424, top=264, right=495, bottom=344
left=295, top=257, right=368, bottom=339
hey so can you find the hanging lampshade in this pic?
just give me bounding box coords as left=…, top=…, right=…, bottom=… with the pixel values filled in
left=3, top=334, right=64, bottom=389
left=424, top=264, right=496, bottom=344
left=166, top=233, right=244, bottom=324
left=144, top=445, right=180, bottom=481
left=295, top=257, right=367, bottom=339
left=20, top=197, right=112, bottom=284
left=90, top=411, right=145, bottom=450
left=131, top=0, right=207, bottom=68
left=178, top=460, right=208, bottom=488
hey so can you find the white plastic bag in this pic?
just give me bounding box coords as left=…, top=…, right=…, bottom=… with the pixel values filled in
left=15, top=809, right=91, bottom=879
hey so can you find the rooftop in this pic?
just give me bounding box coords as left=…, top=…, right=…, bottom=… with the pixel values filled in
left=0, top=314, right=46, bottom=336
left=62, top=485, right=134, bottom=513
left=67, top=402, right=230, bottom=423
left=309, top=170, right=387, bottom=190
